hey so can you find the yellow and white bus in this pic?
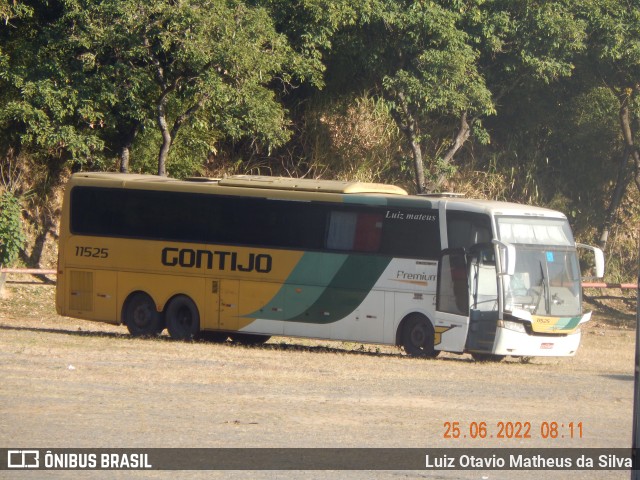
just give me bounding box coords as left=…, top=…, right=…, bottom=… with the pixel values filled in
left=56, top=172, right=604, bottom=360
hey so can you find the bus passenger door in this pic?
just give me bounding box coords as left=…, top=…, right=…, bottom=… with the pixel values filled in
left=465, top=244, right=500, bottom=353
left=434, top=249, right=470, bottom=353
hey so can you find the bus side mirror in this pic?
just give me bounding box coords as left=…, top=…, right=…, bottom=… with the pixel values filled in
left=492, top=240, right=516, bottom=276
left=576, top=243, right=605, bottom=278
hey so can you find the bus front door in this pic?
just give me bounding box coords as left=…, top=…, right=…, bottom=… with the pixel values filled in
left=434, top=249, right=470, bottom=353
left=465, top=244, right=500, bottom=353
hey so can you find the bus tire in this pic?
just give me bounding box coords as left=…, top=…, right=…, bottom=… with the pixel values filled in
left=471, top=352, right=505, bottom=363
left=165, top=295, right=200, bottom=341
left=229, top=333, right=271, bottom=346
left=123, top=292, right=164, bottom=337
left=401, top=314, right=439, bottom=358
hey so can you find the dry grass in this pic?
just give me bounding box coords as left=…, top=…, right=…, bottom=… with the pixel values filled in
left=0, top=281, right=636, bottom=479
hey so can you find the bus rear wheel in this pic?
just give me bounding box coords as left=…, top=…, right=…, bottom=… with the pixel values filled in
left=123, top=292, right=164, bottom=337
left=402, top=315, right=439, bottom=358
left=165, top=295, right=200, bottom=341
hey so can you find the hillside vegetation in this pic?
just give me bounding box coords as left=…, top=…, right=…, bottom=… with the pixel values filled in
left=0, top=0, right=639, bottom=280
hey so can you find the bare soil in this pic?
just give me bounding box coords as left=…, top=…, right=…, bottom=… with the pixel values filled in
left=0, top=280, right=636, bottom=479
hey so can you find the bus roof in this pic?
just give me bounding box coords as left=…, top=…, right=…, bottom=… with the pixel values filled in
left=439, top=196, right=567, bottom=219
left=67, top=172, right=566, bottom=219
left=68, top=172, right=407, bottom=195
left=217, top=175, right=408, bottom=195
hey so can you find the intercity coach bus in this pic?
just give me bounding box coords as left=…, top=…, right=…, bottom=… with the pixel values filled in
left=56, top=172, right=604, bottom=360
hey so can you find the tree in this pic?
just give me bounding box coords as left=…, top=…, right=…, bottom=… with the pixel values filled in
left=323, top=0, right=586, bottom=193
left=381, top=2, right=497, bottom=192
left=0, top=0, right=319, bottom=178
left=0, top=1, right=106, bottom=170
left=63, top=0, right=313, bottom=176
left=326, top=1, right=493, bottom=192
left=579, top=0, right=640, bottom=248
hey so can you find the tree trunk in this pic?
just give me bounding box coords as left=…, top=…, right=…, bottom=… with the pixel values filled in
left=598, top=148, right=631, bottom=249
left=156, top=89, right=205, bottom=177
left=119, top=123, right=139, bottom=174
left=120, top=145, right=130, bottom=174
left=599, top=93, right=637, bottom=249
left=430, top=112, right=472, bottom=191
left=389, top=91, right=426, bottom=193
left=157, top=97, right=172, bottom=177
left=410, top=137, right=425, bottom=194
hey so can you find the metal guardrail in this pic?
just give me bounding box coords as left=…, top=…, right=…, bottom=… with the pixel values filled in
left=583, top=282, right=638, bottom=289
left=0, top=268, right=57, bottom=295
left=0, top=268, right=57, bottom=275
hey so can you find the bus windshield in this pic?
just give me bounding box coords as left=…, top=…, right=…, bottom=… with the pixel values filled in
left=496, top=216, right=574, bottom=246
left=496, top=217, right=581, bottom=317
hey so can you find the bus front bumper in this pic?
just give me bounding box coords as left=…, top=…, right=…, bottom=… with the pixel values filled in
left=492, top=326, right=582, bottom=357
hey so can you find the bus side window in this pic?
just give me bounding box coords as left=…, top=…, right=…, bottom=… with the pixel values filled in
left=326, top=211, right=358, bottom=250
left=353, top=213, right=383, bottom=252
left=446, top=211, right=492, bottom=250
left=326, top=210, right=383, bottom=253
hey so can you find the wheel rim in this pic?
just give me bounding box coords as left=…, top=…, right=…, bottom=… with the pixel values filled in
left=410, top=324, right=427, bottom=349
left=132, top=304, right=152, bottom=328
left=176, top=305, right=192, bottom=329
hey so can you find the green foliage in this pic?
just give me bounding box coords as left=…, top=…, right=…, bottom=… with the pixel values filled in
left=0, top=0, right=321, bottom=175
left=0, top=0, right=639, bottom=279
left=0, top=191, right=25, bottom=267
left=0, top=0, right=32, bottom=27
left=68, top=0, right=313, bottom=172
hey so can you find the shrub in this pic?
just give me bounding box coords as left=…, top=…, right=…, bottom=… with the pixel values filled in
left=0, top=191, right=25, bottom=267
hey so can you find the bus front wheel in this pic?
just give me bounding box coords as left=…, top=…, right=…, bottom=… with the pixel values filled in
left=165, top=295, right=200, bottom=341
left=401, top=315, right=439, bottom=358
left=123, top=292, right=164, bottom=337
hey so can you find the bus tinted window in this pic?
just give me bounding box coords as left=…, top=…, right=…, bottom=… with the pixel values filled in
left=380, top=209, right=440, bottom=258
left=70, top=186, right=440, bottom=258
left=446, top=211, right=492, bottom=249
left=71, top=187, right=327, bottom=249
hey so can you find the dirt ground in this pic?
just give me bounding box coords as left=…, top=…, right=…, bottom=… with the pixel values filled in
left=0, top=281, right=637, bottom=479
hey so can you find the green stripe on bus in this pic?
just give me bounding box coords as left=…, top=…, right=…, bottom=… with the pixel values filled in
left=343, top=195, right=435, bottom=209
left=245, top=253, right=392, bottom=324
left=244, top=252, right=348, bottom=320
left=285, top=254, right=392, bottom=324
left=553, top=316, right=581, bottom=331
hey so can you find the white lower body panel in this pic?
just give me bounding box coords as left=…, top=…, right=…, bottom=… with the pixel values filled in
left=492, top=327, right=582, bottom=357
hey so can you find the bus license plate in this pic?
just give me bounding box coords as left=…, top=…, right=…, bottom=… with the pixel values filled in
left=540, top=343, right=554, bottom=349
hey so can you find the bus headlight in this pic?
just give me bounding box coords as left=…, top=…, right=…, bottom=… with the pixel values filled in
left=498, top=320, right=527, bottom=333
